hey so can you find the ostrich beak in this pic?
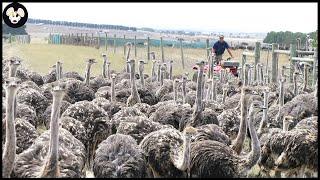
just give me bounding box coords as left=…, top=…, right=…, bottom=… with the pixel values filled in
left=259, top=106, right=267, bottom=110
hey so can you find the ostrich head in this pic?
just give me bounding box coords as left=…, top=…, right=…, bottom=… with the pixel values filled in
left=4, top=77, right=21, bottom=93
left=138, top=60, right=146, bottom=73
left=249, top=100, right=266, bottom=114
left=282, top=115, right=294, bottom=131
left=8, top=57, right=22, bottom=77
left=111, top=73, right=117, bottom=79
left=87, top=58, right=97, bottom=65
left=183, top=126, right=198, bottom=138
left=126, top=42, right=132, bottom=48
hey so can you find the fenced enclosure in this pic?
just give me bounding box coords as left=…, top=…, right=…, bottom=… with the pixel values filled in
left=3, top=34, right=31, bottom=44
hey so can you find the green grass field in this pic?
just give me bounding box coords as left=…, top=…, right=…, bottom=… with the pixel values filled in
left=3, top=41, right=291, bottom=78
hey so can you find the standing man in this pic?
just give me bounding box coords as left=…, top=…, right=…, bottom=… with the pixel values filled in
left=212, top=35, right=234, bottom=65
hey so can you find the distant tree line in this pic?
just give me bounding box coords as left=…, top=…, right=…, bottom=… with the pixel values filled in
left=27, top=18, right=137, bottom=31
left=263, top=30, right=317, bottom=49
left=3, top=23, right=28, bottom=35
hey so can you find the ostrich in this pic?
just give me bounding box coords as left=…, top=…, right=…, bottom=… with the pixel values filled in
left=2, top=77, right=21, bottom=177
left=187, top=61, right=205, bottom=127
left=140, top=126, right=198, bottom=177
left=13, top=84, right=86, bottom=178
left=84, top=58, right=97, bottom=86
left=138, top=60, right=147, bottom=89
left=150, top=60, right=157, bottom=82
left=274, top=76, right=286, bottom=122
left=93, top=134, right=147, bottom=178
left=111, top=73, right=116, bottom=102
left=61, top=100, right=109, bottom=168
left=127, top=59, right=141, bottom=106
left=292, top=70, right=302, bottom=96
left=181, top=74, right=188, bottom=104
left=155, top=65, right=173, bottom=100
left=189, top=100, right=265, bottom=178
left=125, top=42, right=132, bottom=73
left=301, top=62, right=313, bottom=93
left=101, top=53, right=110, bottom=79
left=168, top=60, right=173, bottom=80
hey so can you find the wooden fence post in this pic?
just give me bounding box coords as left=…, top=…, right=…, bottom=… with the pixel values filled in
left=147, top=37, right=150, bottom=60
left=271, top=43, right=279, bottom=83
left=160, top=36, right=164, bottom=62
left=105, top=32, right=108, bottom=51
left=134, top=35, right=137, bottom=57
left=123, top=35, right=126, bottom=56
left=254, top=42, right=261, bottom=81
left=180, top=38, right=185, bottom=69
left=313, top=47, right=318, bottom=86
left=289, top=44, right=297, bottom=83
left=113, top=34, right=116, bottom=54
left=206, top=39, right=210, bottom=58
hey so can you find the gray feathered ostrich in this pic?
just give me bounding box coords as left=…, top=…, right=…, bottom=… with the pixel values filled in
left=93, top=134, right=147, bottom=178
left=127, top=59, right=141, bottom=106
left=13, top=83, right=86, bottom=178
left=140, top=126, right=198, bottom=177
left=189, top=100, right=265, bottom=178
left=2, top=77, right=21, bottom=177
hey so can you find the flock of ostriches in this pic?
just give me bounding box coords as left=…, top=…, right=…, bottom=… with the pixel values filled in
left=2, top=50, right=318, bottom=178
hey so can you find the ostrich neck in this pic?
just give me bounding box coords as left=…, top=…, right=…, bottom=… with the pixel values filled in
left=160, top=70, right=164, bottom=86
left=2, top=89, right=17, bottom=178
left=157, top=65, right=161, bottom=82
left=283, top=120, right=289, bottom=131
left=222, top=89, right=227, bottom=104
left=194, top=67, right=203, bottom=114
left=151, top=63, right=155, bottom=81
left=172, top=135, right=191, bottom=172
left=279, top=81, right=284, bottom=106
left=258, top=92, right=269, bottom=134
left=9, top=66, right=18, bottom=77
left=130, top=63, right=139, bottom=99
left=139, top=69, right=145, bottom=89
left=243, top=108, right=261, bottom=169
left=111, top=78, right=116, bottom=102
left=303, top=67, right=308, bottom=90
left=244, top=68, right=249, bottom=86
left=106, top=64, right=110, bottom=79
left=293, top=75, right=297, bottom=96
left=169, top=64, right=173, bottom=80
left=232, top=88, right=247, bottom=155
left=102, top=60, right=107, bottom=78
left=41, top=93, right=63, bottom=177
left=56, top=64, right=60, bottom=80
left=182, top=81, right=186, bottom=104
left=212, top=81, right=217, bottom=101
left=85, top=64, right=92, bottom=86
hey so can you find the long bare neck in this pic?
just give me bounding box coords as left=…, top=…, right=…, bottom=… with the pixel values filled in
left=151, top=62, right=156, bottom=81
left=111, top=78, right=116, bottom=102
left=182, top=80, right=187, bottom=104
left=84, top=63, right=91, bottom=86
left=194, top=67, right=204, bottom=114
left=303, top=67, right=308, bottom=90
left=41, top=92, right=63, bottom=178
left=212, top=80, right=217, bottom=101
left=157, top=65, right=161, bottom=82
left=293, top=74, right=298, bottom=96
left=222, top=88, right=227, bottom=104
left=258, top=91, right=269, bottom=135
left=2, top=87, right=18, bottom=178
left=232, top=87, right=247, bottom=155
left=139, top=67, right=145, bottom=89
left=244, top=67, right=249, bottom=86
left=243, top=107, right=261, bottom=169
left=9, top=65, right=18, bottom=77
left=160, top=69, right=164, bottom=86
left=169, top=63, right=173, bottom=80
left=283, top=119, right=290, bottom=131
left=130, top=62, right=139, bottom=100
left=106, top=64, right=110, bottom=79
left=102, top=59, right=107, bottom=78
left=173, top=80, right=178, bottom=103
left=279, top=80, right=285, bottom=106
left=56, top=63, right=60, bottom=80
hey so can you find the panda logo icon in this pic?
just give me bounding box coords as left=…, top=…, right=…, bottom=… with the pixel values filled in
left=3, top=2, right=28, bottom=28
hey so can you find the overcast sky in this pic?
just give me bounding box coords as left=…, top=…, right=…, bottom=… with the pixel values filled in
left=2, top=2, right=318, bottom=33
